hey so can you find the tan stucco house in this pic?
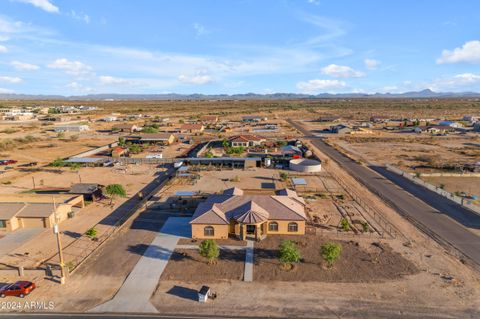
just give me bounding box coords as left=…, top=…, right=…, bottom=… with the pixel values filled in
left=0, top=194, right=84, bottom=232
left=190, top=187, right=306, bottom=240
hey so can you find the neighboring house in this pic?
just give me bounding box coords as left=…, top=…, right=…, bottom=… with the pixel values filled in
left=99, top=116, right=118, bottom=122
left=111, top=146, right=129, bottom=158
left=0, top=194, right=84, bottom=232
left=180, top=124, right=204, bottom=133
left=370, top=115, right=390, bottom=123
left=462, top=115, right=478, bottom=123
left=229, top=135, right=266, bottom=147
left=414, top=125, right=455, bottom=134
left=242, top=115, right=266, bottom=122
left=54, top=125, right=89, bottom=132
left=330, top=124, right=352, bottom=134
left=317, top=116, right=341, bottom=122
left=69, top=183, right=104, bottom=201
left=190, top=187, right=306, bottom=241
left=125, top=133, right=175, bottom=145
left=112, top=124, right=139, bottom=133
left=281, top=145, right=303, bottom=157
left=438, top=120, right=462, bottom=128
left=200, top=115, right=218, bottom=124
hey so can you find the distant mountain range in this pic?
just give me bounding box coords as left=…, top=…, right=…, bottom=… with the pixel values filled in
left=1, top=89, right=480, bottom=101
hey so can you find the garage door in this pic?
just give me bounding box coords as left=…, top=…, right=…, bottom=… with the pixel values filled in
left=21, top=218, right=46, bottom=228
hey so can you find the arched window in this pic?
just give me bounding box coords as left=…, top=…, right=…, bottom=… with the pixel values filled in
left=204, top=226, right=215, bottom=237
left=268, top=222, right=278, bottom=232
left=287, top=222, right=298, bottom=232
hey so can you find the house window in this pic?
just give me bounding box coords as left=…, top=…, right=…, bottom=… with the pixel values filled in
left=288, top=222, right=298, bottom=232
left=268, top=222, right=278, bottom=232
left=204, top=226, right=215, bottom=237
left=0, top=220, right=6, bottom=228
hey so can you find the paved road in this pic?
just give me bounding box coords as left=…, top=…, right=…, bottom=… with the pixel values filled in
left=91, top=217, right=191, bottom=313
left=289, top=120, right=480, bottom=267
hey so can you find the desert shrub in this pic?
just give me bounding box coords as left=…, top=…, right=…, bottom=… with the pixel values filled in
left=142, top=126, right=158, bottom=134
left=340, top=218, right=350, bottom=231
left=320, top=242, right=342, bottom=267
left=279, top=240, right=301, bottom=267
left=199, top=239, right=219, bottom=265
left=85, top=227, right=98, bottom=238
left=362, top=222, right=370, bottom=232
left=279, top=172, right=289, bottom=181
left=50, top=158, right=66, bottom=167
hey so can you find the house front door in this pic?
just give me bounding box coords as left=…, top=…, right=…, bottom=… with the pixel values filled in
left=246, top=224, right=256, bottom=235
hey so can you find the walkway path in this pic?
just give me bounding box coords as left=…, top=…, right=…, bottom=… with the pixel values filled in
left=91, top=217, right=190, bottom=313
left=244, top=240, right=254, bottom=282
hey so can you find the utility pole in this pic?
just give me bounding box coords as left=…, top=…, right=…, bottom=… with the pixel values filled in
left=52, top=198, right=66, bottom=285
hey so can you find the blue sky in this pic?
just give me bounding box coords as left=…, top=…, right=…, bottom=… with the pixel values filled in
left=0, top=0, right=479, bottom=95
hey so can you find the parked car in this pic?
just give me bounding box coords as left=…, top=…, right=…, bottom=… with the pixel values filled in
left=0, top=281, right=36, bottom=298
left=0, top=160, right=17, bottom=165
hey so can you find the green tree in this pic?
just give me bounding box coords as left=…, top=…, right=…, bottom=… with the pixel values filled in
left=51, top=158, right=66, bottom=167
left=279, top=240, right=301, bottom=268
left=128, top=143, right=142, bottom=154
left=142, top=126, right=158, bottom=133
left=340, top=218, right=350, bottom=231
left=199, top=239, right=220, bottom=265
left=222, top=139, right=229, bottom=148
left=320, top=242, right=342, bottom=268
left=118, top=136, right=126, bottom=147
left=85, top=227, right=98, bottom=238
left=105, top=184, right=127, bottom=205
left=279, top=172, right=289, bottom=181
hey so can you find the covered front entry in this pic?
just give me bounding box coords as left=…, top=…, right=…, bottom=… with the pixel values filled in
left=239, top=222, right=267, bottom=241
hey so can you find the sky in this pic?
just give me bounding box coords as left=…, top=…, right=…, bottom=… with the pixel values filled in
left=0, top=0, right=479, bottom=95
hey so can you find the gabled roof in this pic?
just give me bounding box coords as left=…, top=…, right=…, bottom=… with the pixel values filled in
left=190, top=203, right=228, bottom=224
left=223, top=187, right=244, bottom=196
left=181, top=124, right=203, bottom=130
left=229, top=134, right=264, bottom=142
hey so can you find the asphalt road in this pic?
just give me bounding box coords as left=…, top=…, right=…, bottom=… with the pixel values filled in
left=289, top=120, right=480, bottom=267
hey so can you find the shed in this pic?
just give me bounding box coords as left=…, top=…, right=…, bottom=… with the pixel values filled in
left=69, top=183, right=103, bottom=201
left=198, top=286, right=210, bottom=303
left=292, top=178, right=307, bottom=186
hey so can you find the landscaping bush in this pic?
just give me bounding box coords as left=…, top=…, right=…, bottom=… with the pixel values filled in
left=199, top=239, right=220, bottom=265
left=279, top=172, right=289, bottom=181
left=85, top=227, right=98, bottom=238
left=321, top=242, right=342, bottom=268
left=340, top=218, right=351, bottom=231
left=279, top=240, right=301, bottom=268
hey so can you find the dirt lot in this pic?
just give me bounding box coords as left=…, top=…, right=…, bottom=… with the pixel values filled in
left=161, top=249, right=245, bottom=282
left=254, top=235, right=417, bottom=282
left=422, top=176, right=480, bottom=199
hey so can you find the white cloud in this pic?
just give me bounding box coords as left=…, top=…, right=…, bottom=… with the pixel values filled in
left=364, top=58, right=380, bottom=70
left=0, top=76, right=22, bottom=83
left=308, top=0, right=321, bottom=4
left=0, top=88, right=15, bottom=94
left=321, top=64, right=364, bottom=78
left=99, top=75, right=133, bottom=86
left=178, top=73, right=213, bottom=85
left=68, top=10, right=90, bottom=24
left=0, top=45, right=7, bottom=53
left=437, top=40, right=480, bottom=64
left=296, top=79, right=346, bottom=93
left=0, top=36, right=9, bottom=42
left=428, top=73, right=480, bottom=91
left=193, top=23, right=209, bottom=37
left=66, top=82, right=94, bottom=93
left=11, top=61, right=39, bottom=71
left=47, top=58, right=92, bottom=76
left=14, top=0, right=59, bottom=13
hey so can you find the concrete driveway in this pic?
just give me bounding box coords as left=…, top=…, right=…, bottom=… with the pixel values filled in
left=91, top=217, right=191, bottom=313
left=0, top=228, right=44, bottom=258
